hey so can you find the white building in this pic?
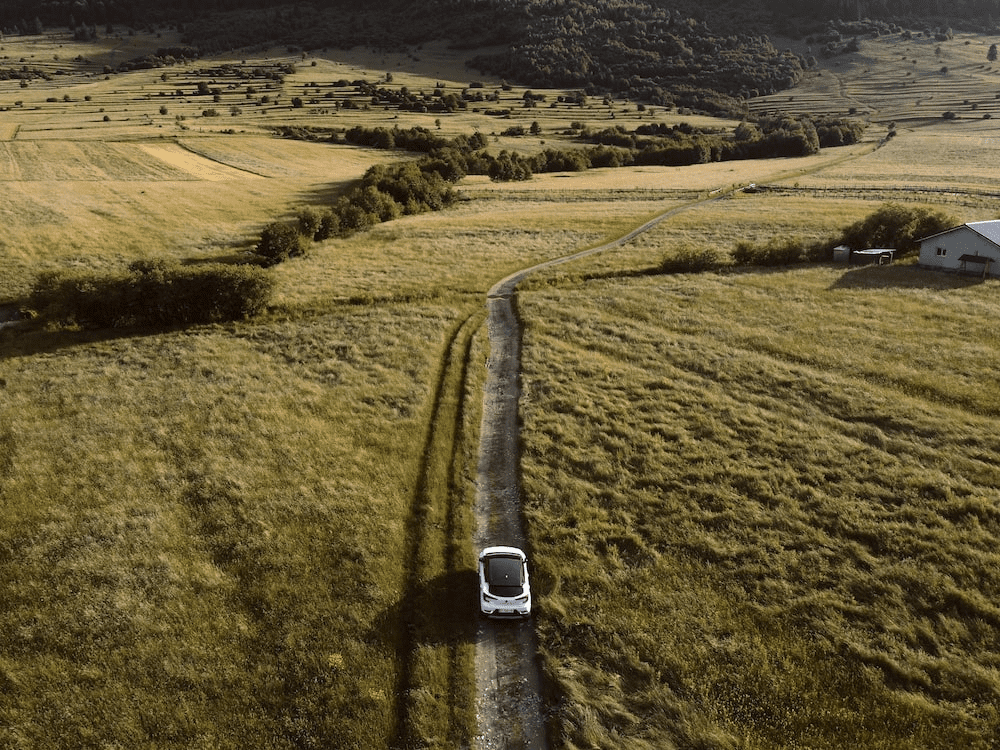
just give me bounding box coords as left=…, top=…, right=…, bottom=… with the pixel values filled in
left=919, top=220, right=1000, bottom=278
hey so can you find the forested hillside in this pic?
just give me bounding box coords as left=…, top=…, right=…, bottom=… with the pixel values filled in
left=467, top=1, right=805, bottom=114
left=5, top=0, right=997, bottom=35
left=2, top=0, right=997, bottom=113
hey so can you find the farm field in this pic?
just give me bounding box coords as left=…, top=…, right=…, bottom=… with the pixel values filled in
left=752, top=31, right=1000, bottom=122
left=1, top=23, right=1000, bottom=750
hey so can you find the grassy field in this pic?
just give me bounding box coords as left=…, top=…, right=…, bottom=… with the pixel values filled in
left=0, top=30, right=680, bottom=746
left=2, top=23, right=1000, bottom=750
left=517, top=264, right=1000, bottom=749
left=754, top=31, right=1000, bottom=122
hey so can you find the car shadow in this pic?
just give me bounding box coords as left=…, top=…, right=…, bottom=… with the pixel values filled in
left=369, top=568, right=480, bottom=647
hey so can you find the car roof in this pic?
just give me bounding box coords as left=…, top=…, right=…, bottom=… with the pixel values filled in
left=484, top=555, right=524, bottom=585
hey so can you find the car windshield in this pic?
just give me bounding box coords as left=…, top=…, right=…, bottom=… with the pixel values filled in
left=485, top=555, right=524, bottom=596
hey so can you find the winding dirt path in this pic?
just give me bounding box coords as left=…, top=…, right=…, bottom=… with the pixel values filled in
left=471, top=203, right=705, bottom=750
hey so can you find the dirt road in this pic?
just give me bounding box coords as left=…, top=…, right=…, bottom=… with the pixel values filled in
left=472, top=281, right=547, bottom=750
left=471, top=204, right=699, bottom=749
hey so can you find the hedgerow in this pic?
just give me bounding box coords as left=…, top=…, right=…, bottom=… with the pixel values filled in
left=257, top=130, right=482, bottom=261
left=30, top=260, right=275, bottom=329
left=733, top=237, right=816, bottom=266
left=264, top=115, right=869, bottom=265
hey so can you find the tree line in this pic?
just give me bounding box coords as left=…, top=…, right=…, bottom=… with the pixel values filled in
left=30, top=261, right=275, bottom=329
left=659, top=203, right=954, bottom=273
left=577, top=115, right=867, bottom=163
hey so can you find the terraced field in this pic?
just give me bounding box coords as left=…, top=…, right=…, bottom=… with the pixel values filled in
left=751, top=31, right=1000, bottom=123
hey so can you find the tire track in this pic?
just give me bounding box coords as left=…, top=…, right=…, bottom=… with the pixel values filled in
left=395, top=308, right=484, bottom=749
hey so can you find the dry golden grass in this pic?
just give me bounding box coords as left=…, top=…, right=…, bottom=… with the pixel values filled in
left=518, top=266, right=1000, bottom=749
left=0, top=305, right=461, bottom=747
left=755, top=31, right=1000, bottom=121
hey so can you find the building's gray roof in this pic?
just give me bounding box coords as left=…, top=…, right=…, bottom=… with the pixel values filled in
left=967, top=220, right=1000, bottom=246
left=921, top=220, right=1000, bottom=248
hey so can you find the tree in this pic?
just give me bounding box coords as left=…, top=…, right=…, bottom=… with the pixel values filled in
left=256, top=221, right=307, bottom=266
left=989, top=44, right=998, bottom=62
left=839, top=203, right=954, bottom=257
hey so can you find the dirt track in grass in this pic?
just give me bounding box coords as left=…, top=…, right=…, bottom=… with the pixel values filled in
left=471, top=197, right=712, bottom=749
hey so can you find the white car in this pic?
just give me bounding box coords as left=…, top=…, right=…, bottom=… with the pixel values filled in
left=478, top=546, right=531, bottom=618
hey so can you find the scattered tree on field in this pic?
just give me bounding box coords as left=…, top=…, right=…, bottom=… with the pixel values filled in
left=839, top=203, right=954, bottom=257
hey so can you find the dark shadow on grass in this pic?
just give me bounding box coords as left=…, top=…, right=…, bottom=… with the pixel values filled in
left=180, top=250, right=265, bottom=266
left=0, top=317, right=187, bottom=360
left=298, top=180, right=353, bottom=209
left=369, top=568, right=480, bottom=649
left=829, top=264, right=988, bottom=290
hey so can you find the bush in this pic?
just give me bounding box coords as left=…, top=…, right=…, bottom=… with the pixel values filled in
left=658, top=245, right=724, bottom=273
left=30, top=261, right=275, bottom=329
left=733, top=237, right=810, bottom=266
left=334, top=201, right=377, bottom=233
left=297, top=208, right=323, bottom=240
left=314, top=210, right=341, bottom=240
left=350, top=184, right=402, bottom=223
left=256, top=221, right=308, bottom=265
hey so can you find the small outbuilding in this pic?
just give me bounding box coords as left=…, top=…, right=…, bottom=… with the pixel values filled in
left=833, top=245, right=894, bottom=265
left=849, top=248, right=895, bottom=266
left=919, top=220, right=1000, bottom=278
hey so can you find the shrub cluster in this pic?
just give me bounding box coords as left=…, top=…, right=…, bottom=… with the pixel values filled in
left=733, top=237, right=824, bottom=266
left=329, top=158, right=462, bottom=230
left=256, top=222, right=309, bottom=266
left=256, top=125, right=500, bottom=262
left=343, top=125, right=487, bottom=154
left=838, top=203, right=954, bottom=257
left=658, top=245, right=725, bottom=274
left=30, top=260, right=275, bottom=329
left=257, top=152, right=472, bottom=261
left=581, top=115, right=864, bottom=165
left=657, top=203, right=953, bottom=275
